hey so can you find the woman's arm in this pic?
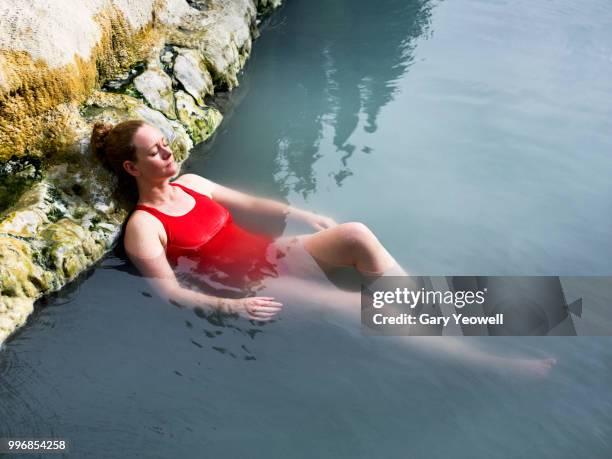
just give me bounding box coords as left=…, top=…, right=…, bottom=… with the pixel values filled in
left=176, top=174, right=337, bottom=231
left=124, top=212, right=283, bottom=320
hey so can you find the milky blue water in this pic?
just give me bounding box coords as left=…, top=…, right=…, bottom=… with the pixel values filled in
left=1, top=0, right=611, bottom=457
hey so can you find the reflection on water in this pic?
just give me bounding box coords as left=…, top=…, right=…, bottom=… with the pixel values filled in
left=193, top=0, right=612, bottom=275
left=196, top=0, right=436, bottom=195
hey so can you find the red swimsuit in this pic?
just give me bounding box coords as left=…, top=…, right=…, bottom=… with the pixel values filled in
left=135, top=182, right=277, bottom=288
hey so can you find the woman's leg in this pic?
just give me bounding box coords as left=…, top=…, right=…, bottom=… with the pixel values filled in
left=302, top=222, right=407, bottom=276
left=260, top=274, right=556, bottom=378
left=270, top=226, right=557, bottom=378
left=260, top=275, right=361, bottom=312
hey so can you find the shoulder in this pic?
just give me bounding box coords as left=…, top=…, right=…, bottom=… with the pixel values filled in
left=173, top=174, right=216, bottom=198
left=124, top=210, right=167, bottom=258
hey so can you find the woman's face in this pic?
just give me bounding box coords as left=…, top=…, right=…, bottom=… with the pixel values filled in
left=125, top=124, right=178, bottom=179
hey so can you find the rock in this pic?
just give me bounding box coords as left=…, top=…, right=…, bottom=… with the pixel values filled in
left=0, top=183, right=51, bottom=237
left=0, top=152, right=127, bottom=343
left=173, top=47, right=214, bottom=106
left=133, top=67, right=177, bottom=120
left=41, top=219, right=106, bottom=281
left=166, top=0, right=257, bottom=89
left=83, top=91, right=193, bottom=161
left=0, top=297, right=35, bottom=344
left=0, top=0, right=157, bottom=69
left=175, top=90, right=223, bottom=144
left=0, top=234, right=56, bottom=343
left=0, top=0, right=166, bottom=160
left=257, top=0, right=283, bottom=11
left=0, top=236, right=53, bottom=297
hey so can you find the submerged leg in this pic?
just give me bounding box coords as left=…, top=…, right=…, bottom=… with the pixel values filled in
left=302, top=222, right=408, bottom=276
left=399, top=336, right=557, bottom=378
left=259, top=275, right=556, bottom=378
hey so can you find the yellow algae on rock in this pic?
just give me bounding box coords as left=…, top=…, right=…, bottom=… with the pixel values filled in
left=175, top=90, right=223, bottom=144
left=0, top=183, right=51, bottom=238
left=0, top=3, right=159, bottom=160
left=0, top=297, right=35, bottom=343
left=41, top=219, right=105, bottom=281
left=0, top=236, right=53, bottom=298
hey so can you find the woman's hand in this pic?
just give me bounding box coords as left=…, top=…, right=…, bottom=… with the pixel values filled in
left=292, top=208, right=338, bottom=231
left=231, top=297, right=284, bottom=321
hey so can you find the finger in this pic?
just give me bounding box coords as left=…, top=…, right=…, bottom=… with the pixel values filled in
left=246, top=303, right=282, bottom=315
left=253, top=297, right=277, bottom=301
left=254, top=305, right=283, bottom=313
left=254, top=300, right=283, bottom=307
left=250, top=306, right=282, bottom=315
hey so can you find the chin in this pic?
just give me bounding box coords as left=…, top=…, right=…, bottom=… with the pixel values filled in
left=168, top=165, right=179, bottom=177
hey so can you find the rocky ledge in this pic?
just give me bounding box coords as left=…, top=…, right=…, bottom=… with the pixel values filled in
left=0, top=0, right=282, bottom=344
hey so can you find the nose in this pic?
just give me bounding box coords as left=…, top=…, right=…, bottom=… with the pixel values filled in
left=160, top=145, right=172, bottom=160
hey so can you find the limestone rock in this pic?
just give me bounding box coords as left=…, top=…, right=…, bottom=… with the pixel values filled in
left=175, top=90, right=223, bottom=144
left=0, top=0, right=161, bottom=160
left=166, top=0, right=257, bottom=89
left=155, top=0, right=193, bottom=27
left=173, top=47, right=214, bottom=106
left=0, top=297, right=35, bottom=344
left=0, top=152, right=127, bottom=343
left=0, top=236, right=53, bottom=298
left=258, top=0, right=283, bottom=11
left=0, top=0, right=156, bottom=69
left=134, top=67, right=177, bottom=120
left=42, top=219, right=106, bottom=281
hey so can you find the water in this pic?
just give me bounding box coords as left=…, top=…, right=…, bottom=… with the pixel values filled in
left=2, top=0, right=612, bottom=457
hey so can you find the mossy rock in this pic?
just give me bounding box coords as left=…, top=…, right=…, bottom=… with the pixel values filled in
left=175, top=90, right=223, bottom=144
left=134, top=68, right=178, bottom=120
left=173, top=48, right=214, bottom=106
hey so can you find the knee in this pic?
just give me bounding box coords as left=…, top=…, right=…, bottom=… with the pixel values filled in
left=340, top=222, right=376, bottom=248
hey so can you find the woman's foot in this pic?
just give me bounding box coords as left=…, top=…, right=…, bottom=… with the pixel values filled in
left=505, top=357, right=557, bottom=379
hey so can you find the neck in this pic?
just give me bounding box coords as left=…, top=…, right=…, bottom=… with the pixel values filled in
left=136, top=178, right=176, bottom=206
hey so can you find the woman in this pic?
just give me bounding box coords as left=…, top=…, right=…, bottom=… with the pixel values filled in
left=91, top=120, right=405, bottom=319
left=91, top=120, right=556, bottom=377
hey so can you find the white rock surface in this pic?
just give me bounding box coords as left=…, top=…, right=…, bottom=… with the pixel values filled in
left=134, top=68, right=177, bottom=119
left=155, top=0, right=194, bottom=27
left=133, top=104, right=193, bottom=152
left=183, top=0, right=256, bottom=88
left=173, top=48, right=214, bottom=106
left=0, top=0, right=156, bottom=68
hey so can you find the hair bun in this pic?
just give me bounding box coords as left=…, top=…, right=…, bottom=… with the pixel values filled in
left=90, top=121, right=113, bottom=161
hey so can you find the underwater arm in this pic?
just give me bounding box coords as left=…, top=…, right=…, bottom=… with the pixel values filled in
left=124, top=212, right=283, bottom=321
